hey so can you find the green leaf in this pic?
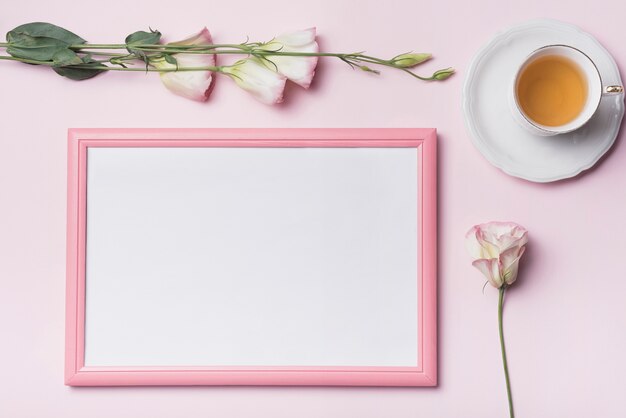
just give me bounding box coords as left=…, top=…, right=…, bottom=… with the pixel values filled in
left=53, top=60, right=105, bottom=81
left=53, top=55, right=105, bottom=81
left=52, top=49, right=84, bottom=67
left=5, top=22, right=103, bottom=81
left=6, top=33, right=70, bottom=61
left=125, top=29, right=161, bottom=46
left=6, top=22, right=85, bottom=45
left=53, top=65, right=103, bottom=80
left=164, top=54, right=178, bottom=68
left=53, top=64, right=103, bottom=80
left=125, top=29, right=161, bottom=64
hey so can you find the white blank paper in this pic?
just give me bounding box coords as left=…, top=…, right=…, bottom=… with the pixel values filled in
left=84, top=147, right=419, bottom=367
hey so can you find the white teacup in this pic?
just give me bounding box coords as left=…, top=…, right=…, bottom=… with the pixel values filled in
left=509, top=45, right=623, bottom=136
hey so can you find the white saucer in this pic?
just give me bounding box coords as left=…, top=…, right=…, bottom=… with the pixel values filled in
left=462, top=19, right=624, bottom=183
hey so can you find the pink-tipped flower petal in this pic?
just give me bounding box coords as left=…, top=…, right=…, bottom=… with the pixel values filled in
left=499, top=245, right=525, bottom=285
left=154, top=28, right=216, bottom=102
left=472, top=258, right=503, bottom=289
left=260, top=28, right=318, bottom=89
left=466, top=222, right=528, bottom=288
left=222, top=58, right=287, bottom=104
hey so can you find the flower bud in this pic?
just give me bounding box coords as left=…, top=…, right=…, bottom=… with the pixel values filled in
left=391, top=53, right=432, bottom=68
left=431, top=67, right=455, bottom=80
left=359, top=65, right=380, bottom=74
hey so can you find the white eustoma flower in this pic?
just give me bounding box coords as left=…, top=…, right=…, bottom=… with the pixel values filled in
left=153, top=28, right=216, bottom=102
left=258, top=28, right=319, bottom=89
left=466, top=222, right=528, bottom=288
left=222, top=58, right=287, bottom=104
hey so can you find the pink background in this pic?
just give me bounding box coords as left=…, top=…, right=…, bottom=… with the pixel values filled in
left=1, top=0, right=625, bottom=416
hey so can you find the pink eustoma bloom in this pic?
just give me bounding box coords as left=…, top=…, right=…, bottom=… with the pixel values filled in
left=465, top=222, right=528, bottom=288
left=154, top=28, right=216, bottom=102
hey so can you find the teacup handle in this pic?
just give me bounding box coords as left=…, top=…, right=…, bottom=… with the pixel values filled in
left=604, top=85, right=624, bottom=95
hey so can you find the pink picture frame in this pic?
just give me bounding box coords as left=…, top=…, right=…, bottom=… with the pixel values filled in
left=65, top=128, right=437, bottom=386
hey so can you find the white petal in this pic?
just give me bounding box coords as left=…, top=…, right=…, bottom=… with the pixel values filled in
left=497, top=230, right=528, bottom=253
left=224, top=59, right=286, bottom=104
left=273, top=27, right=316, bottom=47
left=472, top=259, right=503, bottom=288
left=475, top=228, right=501, bottom=258
left=465, top=227, right=484, bottom=260
left=156, top=28, right=216, bottom=102
left=265, top=55, right=318, bottom=89
left=261, top=29, right=319, bottom=88
left=477, top=221, right=528, bottom=253
left=483, top=221, right=524, bottom=237
left=500, top=246, right=526, bottom=285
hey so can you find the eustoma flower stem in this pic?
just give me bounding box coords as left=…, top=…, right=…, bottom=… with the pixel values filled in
left=1, top=24, right=455, bottom=102
left=498, top=285, right=515, bottom=418
left=0, top=42, right=451, bottom=80
left=0, top=55, right=218, bottom=72
left=466, top=223, right=526, bottom=418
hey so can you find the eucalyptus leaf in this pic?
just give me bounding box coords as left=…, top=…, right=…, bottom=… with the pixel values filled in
left=6, top=33, right=70, bottom=61
left=7, top=22, right=86, bottom=45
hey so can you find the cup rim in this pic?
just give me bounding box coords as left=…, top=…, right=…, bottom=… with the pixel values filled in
left=513, top=44, right=603, bottom=134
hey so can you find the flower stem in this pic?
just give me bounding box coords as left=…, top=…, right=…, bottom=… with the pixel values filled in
left=498, top=286, right=514, bottom=418
left=0, top=41, right=453, bottom=81
left=0, top=55, right=221, bottom=72
left=69, top=43, right=250, bottom=50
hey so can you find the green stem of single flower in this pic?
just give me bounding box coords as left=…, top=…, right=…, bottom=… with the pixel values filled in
left=498, top=285, right=515, bottom=418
